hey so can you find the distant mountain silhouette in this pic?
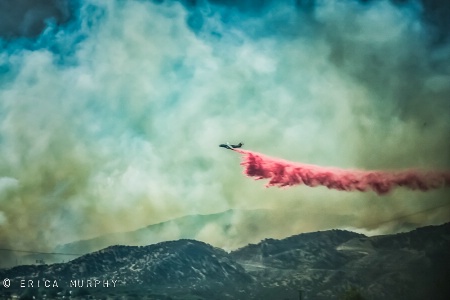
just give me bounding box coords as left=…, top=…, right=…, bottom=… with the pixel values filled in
left=55, top=209, right=238, bottom=255
left=54, top=209, right=272, bottom=257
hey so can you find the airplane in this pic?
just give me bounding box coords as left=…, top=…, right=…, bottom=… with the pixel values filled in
left=219, top=142, right=243, bottom=150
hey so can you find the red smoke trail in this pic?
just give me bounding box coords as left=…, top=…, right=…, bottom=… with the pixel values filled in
left=234, top=149, right=450, bottom=195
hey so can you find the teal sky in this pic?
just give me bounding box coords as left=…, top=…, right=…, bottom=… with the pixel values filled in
left=0, top=0, right=449, bottom=261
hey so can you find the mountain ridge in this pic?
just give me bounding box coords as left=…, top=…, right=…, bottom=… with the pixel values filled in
left=1, top=222, right=449, bottom=299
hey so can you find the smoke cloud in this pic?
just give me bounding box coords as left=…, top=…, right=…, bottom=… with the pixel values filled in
left=0, top=0, right=449, bottom=266
left=236, top=149, right=450, bottom=194
left=0, top=0, right=70, bottom=38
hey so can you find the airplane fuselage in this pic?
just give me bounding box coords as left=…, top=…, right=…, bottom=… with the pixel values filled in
left=219, top=142, right=243, bottom=150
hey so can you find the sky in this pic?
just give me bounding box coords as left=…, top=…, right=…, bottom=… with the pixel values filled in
left=0, top=0, right=449, bottom=265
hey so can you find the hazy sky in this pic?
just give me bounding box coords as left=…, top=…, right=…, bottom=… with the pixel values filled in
left=0, top=0, right=449, bottom=259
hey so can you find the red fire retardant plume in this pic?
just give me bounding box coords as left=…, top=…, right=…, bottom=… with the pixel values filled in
left=234, top=149, right=450, bottom=195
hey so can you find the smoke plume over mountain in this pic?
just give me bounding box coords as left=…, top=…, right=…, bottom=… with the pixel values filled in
left=0, top=0, right=449, bottom=266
